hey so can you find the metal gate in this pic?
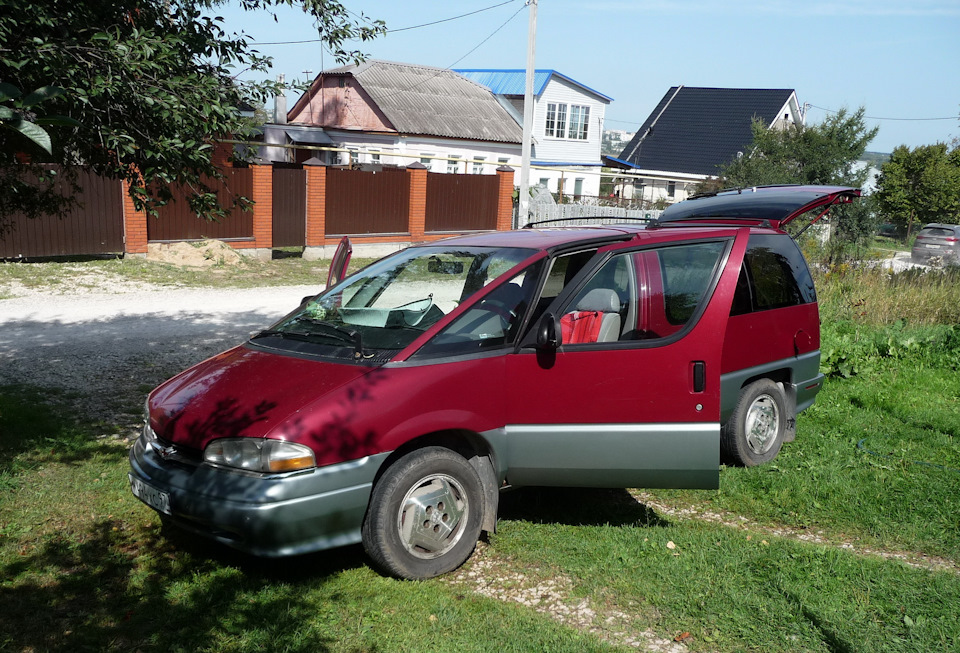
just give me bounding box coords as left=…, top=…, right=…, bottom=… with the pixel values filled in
left=0, top=167, right=125, bottom=258
left=272, top=167, right=306, bottom=247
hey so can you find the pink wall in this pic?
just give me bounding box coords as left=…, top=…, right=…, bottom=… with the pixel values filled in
left=289, top=77, right=394, bottom=131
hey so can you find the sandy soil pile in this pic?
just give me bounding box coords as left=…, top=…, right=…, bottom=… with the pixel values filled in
left=147, top=240, right=244, bottom=267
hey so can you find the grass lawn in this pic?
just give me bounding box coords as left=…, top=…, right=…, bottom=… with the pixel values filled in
left=2, top=360, right=958, bottom=652
left=2, top=256, right=959, bottom=651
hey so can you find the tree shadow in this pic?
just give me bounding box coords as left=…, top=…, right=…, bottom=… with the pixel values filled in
left=497, top=486, right=671, bottom=529
left=0, top=516, right=366, bottom=652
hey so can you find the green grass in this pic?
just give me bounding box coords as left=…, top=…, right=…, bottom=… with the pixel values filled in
left=3, top=255, right=960, bottom=651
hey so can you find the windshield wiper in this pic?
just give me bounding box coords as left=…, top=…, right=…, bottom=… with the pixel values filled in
left=295, top=317, right=372, bottom=360
left=253, top=328, right=316, bottom=341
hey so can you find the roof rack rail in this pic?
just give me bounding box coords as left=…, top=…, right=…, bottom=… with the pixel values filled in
left=687, top=184, right=803, bottom=200
left=522, top=216, right=653, bottom=229
left=649, top=218, right=773, bottom=229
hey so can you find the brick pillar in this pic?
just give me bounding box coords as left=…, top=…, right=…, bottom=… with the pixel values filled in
left=495, top=166, right=516, bottom=231
left=305, top=164, right=327, bottom=247
left=250, top=164, right=273, bottom=259
left=407, top=162, right=428, bottom=240
left=121, top=179, right=148, bottom=256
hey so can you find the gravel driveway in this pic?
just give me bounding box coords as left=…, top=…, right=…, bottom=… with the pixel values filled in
left=0, top=282, right=319, bottom=432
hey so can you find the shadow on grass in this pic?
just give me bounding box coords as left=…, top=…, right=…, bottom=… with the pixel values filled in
left=0, top=516, right=368, bottom=652
left=497, top=486, right=671, bottom=529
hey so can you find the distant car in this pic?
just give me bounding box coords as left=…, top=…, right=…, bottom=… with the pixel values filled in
left=911, top=224, right=960, bottom=265
left=129, top=185, right=859, bottom=579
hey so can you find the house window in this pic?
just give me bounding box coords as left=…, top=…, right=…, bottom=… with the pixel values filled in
left=420, top=154, right=434, bottom=171
left=447, top=155, right=461, bottom=174
left=567, top=105, right=590, bottom=140
left=545, top=103, right=567, bottom=138
left=371, top=152, right=381, bottom=163
left=472, top=157, right=486, bottom=174
left=667, top=181, right=676, bottom=198
left=539, top=177, right=550, bottom=189
left=574, top=178, right=584, bottom=199
left=498, top=157, right=510, bottom=167
left=349, top=149, right=359, bottom=164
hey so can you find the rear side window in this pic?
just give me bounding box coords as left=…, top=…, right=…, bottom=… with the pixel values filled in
left=731, top=235, right=816, bottom=315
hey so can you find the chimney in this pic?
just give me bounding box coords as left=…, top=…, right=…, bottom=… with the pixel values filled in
left=274, top=74, right=287, bottom=124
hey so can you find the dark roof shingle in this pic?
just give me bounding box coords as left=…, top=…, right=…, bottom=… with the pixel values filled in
left=618, top=87, right=795, bottom=176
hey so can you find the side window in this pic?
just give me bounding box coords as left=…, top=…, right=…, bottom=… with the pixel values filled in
left=529, top=249, right=598, bottom=324
left=733, top=234, right=815, bottom=315
left=559, top=241, right=726, bottom=346
left=413, top=263, right=543, bottom=359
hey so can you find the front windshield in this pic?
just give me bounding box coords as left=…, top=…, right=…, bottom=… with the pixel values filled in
left=259, top=246, right=534, bottom=357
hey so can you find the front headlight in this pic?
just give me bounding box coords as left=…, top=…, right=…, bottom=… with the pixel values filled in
left=203, top=438, right=316, bottom=474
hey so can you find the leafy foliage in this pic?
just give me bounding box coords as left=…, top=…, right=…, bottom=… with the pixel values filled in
left=711, top=108, right=880, bottom=260
left=873, top=143, right=960, bottom=237
left=0, top=0, right=385, bottom=222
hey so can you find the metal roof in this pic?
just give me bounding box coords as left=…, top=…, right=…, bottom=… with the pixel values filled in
left=617, top=87, right=796, bottom=176
left=315, top=60, right=522, bottom=144
left=454, top=69, right=613, bottom=103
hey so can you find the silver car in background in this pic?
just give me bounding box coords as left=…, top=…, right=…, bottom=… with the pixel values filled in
left=911, top=224, right=960, bottom=265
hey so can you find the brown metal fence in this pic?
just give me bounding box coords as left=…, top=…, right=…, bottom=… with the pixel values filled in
left=0, top=167, right=125, bottom=258
left=272, top=167, right=306, bottom=247
left=425, top=172, right=499, bottom=232
left=325, top=167, right=409, bottom=235
left=147, top=168, right=254, bottom=241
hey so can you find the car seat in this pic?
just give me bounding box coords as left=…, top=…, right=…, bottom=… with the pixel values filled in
left=560, top=288, right=622, bottom=344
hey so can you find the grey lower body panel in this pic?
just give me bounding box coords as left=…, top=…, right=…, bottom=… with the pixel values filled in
left=720, top=351, right=824, bottom=425
left=128, top=435, right=389, bottom=557
left=502, top=423, right=719, bottom=490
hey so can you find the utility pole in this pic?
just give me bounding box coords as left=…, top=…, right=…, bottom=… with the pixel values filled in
left=518, top=0, right=537, bottom=228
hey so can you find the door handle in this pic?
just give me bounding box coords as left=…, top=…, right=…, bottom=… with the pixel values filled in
left=692, top=361, right=706, bottom=393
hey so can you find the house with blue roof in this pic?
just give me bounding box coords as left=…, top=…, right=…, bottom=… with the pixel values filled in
left=455, top=69, right=613, bottom=199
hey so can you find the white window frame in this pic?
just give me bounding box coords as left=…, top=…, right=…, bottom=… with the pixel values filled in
left=472, top=157, right=486, bottom=175
left=567, top=105, right=590, bottom=140
left=447, top=155, right=462, bottom=174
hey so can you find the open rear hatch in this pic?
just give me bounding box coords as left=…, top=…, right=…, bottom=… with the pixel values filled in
left=658, top=185, right=861, bottom=235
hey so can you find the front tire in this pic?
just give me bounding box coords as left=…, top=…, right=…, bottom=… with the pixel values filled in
left=362, top=447, right=484, bottom=579
left=722, top=379, right=787, bottom=466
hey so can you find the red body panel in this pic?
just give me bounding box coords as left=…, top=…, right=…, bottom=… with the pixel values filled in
left=149, top=347, right=373, bottom=452
left=721, top=303, right=821, bottom=374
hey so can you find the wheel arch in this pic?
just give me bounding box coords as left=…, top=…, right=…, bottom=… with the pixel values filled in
left=370, top=429, right=501, bottom=534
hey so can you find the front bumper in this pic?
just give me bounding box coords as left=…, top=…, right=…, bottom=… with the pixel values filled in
left=128, top=429, right=389, bottom=557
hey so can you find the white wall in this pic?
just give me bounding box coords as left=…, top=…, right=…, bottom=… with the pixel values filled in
left=532, top=76, right=606, bottom=166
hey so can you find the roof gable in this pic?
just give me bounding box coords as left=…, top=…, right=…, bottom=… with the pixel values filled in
left=618, top=86, right=796, bottom=176
left=454, top=69, right=613, bottom=103
left=291, top=60, right=522, bottom=144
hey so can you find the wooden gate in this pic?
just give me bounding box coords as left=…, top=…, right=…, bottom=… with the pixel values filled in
left=0, top=167, right=125, bottom=258
left=147, top=169, right=254, bottom=241
left=425, top=173, right=499, bottom=232
left=272, top=167, right=306, bottom=247
left=325, top=167, right=409, bottom=235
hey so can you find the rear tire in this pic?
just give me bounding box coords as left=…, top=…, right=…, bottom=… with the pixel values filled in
left=722, top=379, right=787, bottom=466
left=362, top=446, right=483, bottom=579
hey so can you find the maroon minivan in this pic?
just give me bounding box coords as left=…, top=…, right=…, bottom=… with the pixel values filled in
left=130, top=185, right=859, bottom=579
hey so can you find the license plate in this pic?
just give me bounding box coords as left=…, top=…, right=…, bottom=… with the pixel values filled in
left=926, top=244, right=940, bottom=249
left=129, top=474, right=172, bottom=514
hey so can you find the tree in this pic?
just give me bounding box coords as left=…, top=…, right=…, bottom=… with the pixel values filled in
left=714, top=107, right=879, bottom=257
left=873, top=143, right=960, bottom=237
left=0, top=0, right=384, bottom=222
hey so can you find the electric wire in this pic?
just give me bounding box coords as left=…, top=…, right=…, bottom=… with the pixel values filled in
left=808, top=104, right=957, bottom=122
left=254, top=0, right=520, bottom=45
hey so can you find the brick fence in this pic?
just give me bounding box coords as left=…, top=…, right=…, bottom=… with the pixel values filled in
left=2, top=162, right=516, bottom=260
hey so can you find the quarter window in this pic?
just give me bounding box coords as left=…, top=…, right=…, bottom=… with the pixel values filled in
left=731, top=235, right=816, bottom=315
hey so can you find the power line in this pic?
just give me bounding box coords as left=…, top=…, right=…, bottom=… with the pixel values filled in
left=808, top=104, right=957, bottom=122
left=255, top=0, right=520, bottom=45
left=387, top=0, right=519, bottom=33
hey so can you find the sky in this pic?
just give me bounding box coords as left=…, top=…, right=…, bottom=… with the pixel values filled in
left=215, top=0, right=960, bottom=154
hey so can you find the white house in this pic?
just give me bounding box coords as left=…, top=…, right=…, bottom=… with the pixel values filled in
left=455, top=69, right=613, bottom=199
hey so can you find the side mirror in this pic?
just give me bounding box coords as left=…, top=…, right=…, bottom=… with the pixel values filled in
left=536, top=312, right=562, bottom=350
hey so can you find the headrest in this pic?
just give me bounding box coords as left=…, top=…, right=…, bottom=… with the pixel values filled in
left=576, top=288, right=620, bottom=313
